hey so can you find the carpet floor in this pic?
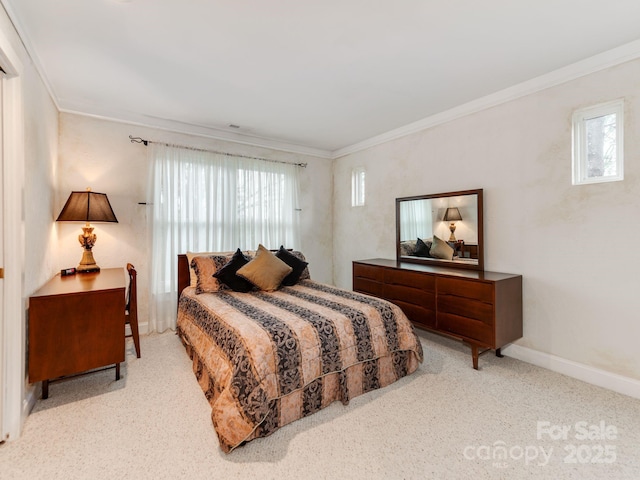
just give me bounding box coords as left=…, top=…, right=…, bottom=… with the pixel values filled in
left=1, top=330, right=639, bottom=480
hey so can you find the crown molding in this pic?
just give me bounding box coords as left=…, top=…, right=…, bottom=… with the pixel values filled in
left=332, top=39, right=640, bottom=159
left=3, top=0, right=331, bottom=159
left=5, top=0, right=640, bottom=162
left=1, top=0, right=61, bottom=111
left=60, top=106, right=333, bottom=159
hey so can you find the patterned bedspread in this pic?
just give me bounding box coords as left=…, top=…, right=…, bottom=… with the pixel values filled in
left=177, top=280, right=424, bottom=453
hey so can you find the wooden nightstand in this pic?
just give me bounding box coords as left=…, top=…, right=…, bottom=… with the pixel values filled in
left=459, top=243, right=479, bottom=259
left=28, top=268, right=126, bottom=398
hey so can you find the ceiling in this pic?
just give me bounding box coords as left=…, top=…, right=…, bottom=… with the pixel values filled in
left=4, top=1, right=640, bottom=157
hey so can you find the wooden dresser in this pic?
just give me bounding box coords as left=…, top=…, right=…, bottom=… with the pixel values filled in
left=28, top=268, right=126, bottom=398
left=353, top=258, right=522, bottom=369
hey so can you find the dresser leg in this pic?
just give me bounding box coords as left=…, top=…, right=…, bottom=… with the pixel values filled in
left=496, top=348, right=503, bottom=358
left=471, top=345, right=479, bottom=370
left=115, top=363, right=120, bottom=381
left=42, top=380, right=49, bottom=399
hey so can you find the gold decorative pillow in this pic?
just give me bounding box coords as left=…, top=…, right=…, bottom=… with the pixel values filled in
left=236, top=244, right=293, bottom=291
left=191, top=255, right=230, bottom=294
left=429, top=235, right=454, bottom=260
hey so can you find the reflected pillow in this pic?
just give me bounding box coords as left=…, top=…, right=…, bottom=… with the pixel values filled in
left=213, top=248, right=254, bottom=292
left=237, top=244, right=293, bottom=291
left=414, top=237, right=432, bottom=257
left=275, top=246, right=309, bottom=286
left=400, top=240, right=417, bottom=256
left=429, top=235, right=454, bottom=260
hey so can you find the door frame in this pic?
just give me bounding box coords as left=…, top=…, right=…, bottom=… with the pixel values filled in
left=0, top=26, right=25, bottom=442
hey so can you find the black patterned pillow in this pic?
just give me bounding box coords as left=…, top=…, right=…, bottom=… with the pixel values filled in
left=213, top=249, right=254, bottom=292
left=288, top=250, right=310, bottom=280
left=276, top=246, right=310, bottom=286
left=414, top=238, right=432, bottom=257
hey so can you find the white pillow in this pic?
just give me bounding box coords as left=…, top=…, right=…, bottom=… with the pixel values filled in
left=429, top=235, right=454, bottom=260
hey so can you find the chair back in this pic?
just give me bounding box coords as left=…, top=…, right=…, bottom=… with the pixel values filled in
left=126, top=263, right=137, bottom=321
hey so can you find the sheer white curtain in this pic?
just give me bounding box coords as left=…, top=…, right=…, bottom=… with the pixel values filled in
left=147, top=143, right=301, bottom=332
left=400, top=199, right=432, bottom=241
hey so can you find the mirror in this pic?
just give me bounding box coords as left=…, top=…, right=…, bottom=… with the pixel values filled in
left=396, top=189, right=484, bottom=271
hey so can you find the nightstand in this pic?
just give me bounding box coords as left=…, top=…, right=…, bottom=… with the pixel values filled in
left=459, top=243, right=479, bottom=259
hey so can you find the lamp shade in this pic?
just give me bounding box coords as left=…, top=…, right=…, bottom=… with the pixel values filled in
left=56, top=191, right=118, bottom=223
left=443, top=207, right=462, bottom=222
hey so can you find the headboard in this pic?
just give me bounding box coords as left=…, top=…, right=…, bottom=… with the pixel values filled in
left=177, top=254, right=189, bottom=304
left=177, top=248, right=299, bottom=304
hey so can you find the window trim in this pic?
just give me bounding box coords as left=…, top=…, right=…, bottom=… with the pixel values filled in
left=572, top=99, right=624, bottom=185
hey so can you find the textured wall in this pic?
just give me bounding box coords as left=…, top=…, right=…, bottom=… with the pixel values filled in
left=333, top=58, right=640, bottom=381
left=0, top=4, right=59, bottom=438
left=57, top=113, right=334, bottom=332
left=23, top=70, right=59, bottom=294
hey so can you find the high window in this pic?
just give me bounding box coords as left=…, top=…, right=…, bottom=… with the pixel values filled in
left=351, top=166, right=365, bottom=206
left=572, top=99, right=624, bottom=185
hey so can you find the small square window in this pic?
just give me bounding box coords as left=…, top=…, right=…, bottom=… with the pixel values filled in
left=351, top=167, right=365, bottom=206
left=572, top=99, right=624, bottom=185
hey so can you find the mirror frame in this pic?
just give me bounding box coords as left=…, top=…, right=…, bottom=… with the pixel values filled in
left=396, top=188, right=484, bottom=271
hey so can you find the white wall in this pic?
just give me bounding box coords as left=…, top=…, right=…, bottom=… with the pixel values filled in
left=0, top=5, right=59, bottom=438
left=57, top=113, right=334, bottom=332
left=333, top=58, right=640, bottom=382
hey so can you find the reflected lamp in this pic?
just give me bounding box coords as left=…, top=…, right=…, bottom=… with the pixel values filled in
left=443, top=207, right=462, bottom=242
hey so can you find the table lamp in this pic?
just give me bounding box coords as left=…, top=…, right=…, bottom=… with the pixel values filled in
left=56, top=189, right=118, bottom=272
left=443, top=207, right=462, bottom=242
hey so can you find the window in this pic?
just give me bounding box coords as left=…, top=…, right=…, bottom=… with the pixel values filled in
left=572, top=99, right=624, bottom=185
left=351, top=166, right=365, bottom=206
left=147, top=143, right=301, bottom=331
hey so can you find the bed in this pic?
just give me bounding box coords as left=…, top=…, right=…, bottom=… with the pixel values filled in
left=176, top=250, right=424, bottom=453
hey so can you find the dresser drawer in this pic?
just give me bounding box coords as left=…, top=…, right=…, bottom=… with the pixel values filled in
left=437, top=290, right=494, bottom=345
left=437, top=295, right=493, bottom=325
left=385, top=269, right=435, bottom=292
left=385, top=284, right=436, bottom=329
left=400, top=302, right=436, bottom=329
left=353, top=277, right=383, bottom=297
left=385, top=283, right=435, bottom=309
left=437, top=277, right=493, bottom=303
left=353, top=263, right=385, bottom=282
left=437, top=312, right=493, bottom=345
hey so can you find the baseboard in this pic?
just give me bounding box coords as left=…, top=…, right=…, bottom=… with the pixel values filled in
left=502, top=344, right=640, bottom=400
left=125, top=321, right=149, bottom=337
left=20, top=384, right=37, bottom=437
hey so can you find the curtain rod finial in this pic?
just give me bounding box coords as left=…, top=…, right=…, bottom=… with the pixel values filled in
left=129, top=135, right=148, bottom=146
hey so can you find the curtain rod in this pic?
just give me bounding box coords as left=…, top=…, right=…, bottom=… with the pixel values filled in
left=129, top=135, right=307, bottom=168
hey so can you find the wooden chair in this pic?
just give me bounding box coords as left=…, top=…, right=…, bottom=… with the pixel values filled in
left=125, top=263, right=141, bottom=358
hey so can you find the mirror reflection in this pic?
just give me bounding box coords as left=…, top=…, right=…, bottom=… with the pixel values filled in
left=396, top=189, right=483, bottom=270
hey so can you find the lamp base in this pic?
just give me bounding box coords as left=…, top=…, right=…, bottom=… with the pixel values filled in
left=77, top=248, right=100, bottom=273
left=448, top=223, right=457, bottom=242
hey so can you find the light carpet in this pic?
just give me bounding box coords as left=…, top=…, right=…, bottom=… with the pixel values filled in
left=1, top=331, right=639, bottom=480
